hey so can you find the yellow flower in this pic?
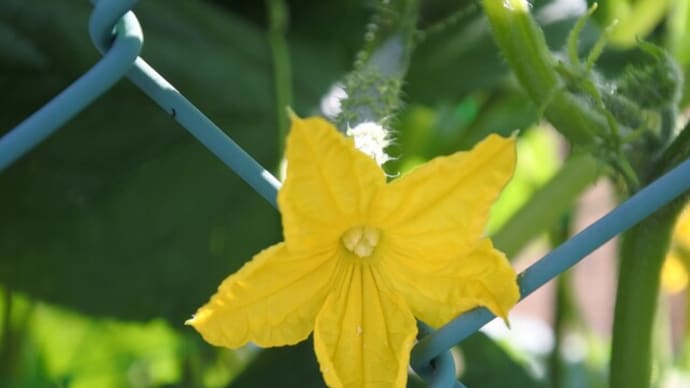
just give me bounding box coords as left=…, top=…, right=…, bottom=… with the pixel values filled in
left=661, top=252, right=688, bottom=294
left=186, top=117, right=520, bottom=387
left=662, top=204, right=690, bottom=294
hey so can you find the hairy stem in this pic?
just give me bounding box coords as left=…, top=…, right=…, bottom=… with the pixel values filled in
left=267, top=0, right=293, bottom=159
left=335, top=0, right=419, bottom=130
left=610, top=203, right=682, bottom=388
left=481, top=0, right=606, bottom=146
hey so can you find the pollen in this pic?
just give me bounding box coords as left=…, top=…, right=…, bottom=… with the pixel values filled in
left=341, top=226, right=381, bottom=258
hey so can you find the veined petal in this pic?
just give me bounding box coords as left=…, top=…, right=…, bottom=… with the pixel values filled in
left=372, top=134, right=516, bottom=259
left=279, top=117, right=386, bottom=255
left=187, top=243, right=339, bottom=348
left=383, top=238, right=519, bottom=327
left=314, top=263, right=417, bottom=388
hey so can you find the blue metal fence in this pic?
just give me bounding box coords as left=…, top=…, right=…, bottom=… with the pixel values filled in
left=2, top=1, right=690, bottom=387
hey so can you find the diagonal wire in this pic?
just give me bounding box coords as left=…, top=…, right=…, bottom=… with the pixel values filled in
left=90, top=0, right=281, bottom=207
left=124, top=59, right=281, bottom=208
left=0, top=3, right=142, bottom=171
left=0, top=0, right=281, bottom=207
left=411, top=154, right=690, bottom=381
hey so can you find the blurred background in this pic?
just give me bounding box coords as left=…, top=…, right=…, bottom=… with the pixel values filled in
left=2, top=0, right=690, bottom=386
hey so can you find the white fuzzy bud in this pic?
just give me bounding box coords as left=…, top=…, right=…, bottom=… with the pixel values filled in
left=346, top=121, right=392, bottom=165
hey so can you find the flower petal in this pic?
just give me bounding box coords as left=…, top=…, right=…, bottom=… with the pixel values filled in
left=673, top=204, right=690, bottom=249
left=186, top=243, right=339, bottom=348
left=382, top=238, right=519, bottom=327
left=372, top=134, right=516, bottom=259
left=661, top=252, right=689, bottom=294
left=314, top=263, right=417, bottom=388
left=279, top=117, right=385, bottom=255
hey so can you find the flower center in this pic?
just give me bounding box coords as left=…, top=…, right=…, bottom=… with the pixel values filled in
left=341, top=226, right=381, bottom=258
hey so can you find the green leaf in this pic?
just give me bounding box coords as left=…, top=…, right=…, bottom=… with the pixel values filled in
left=227, top=340, right=324, bottom=388
left=407, top=0, right=580, bottom=105
left=493, top=153, right=601, bottom=257
left=460, top=332, right=548, bottom=388
left=0, top=0, right=355, bottom=324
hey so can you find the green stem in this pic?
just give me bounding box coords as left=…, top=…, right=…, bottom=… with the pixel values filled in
left=335, top=0, right=418, bottom=130
left=481, top=0, right=607, bottom=146
left=493, top=154, right=600, bottom=257
left=417, top=3, right=478, bottom=43
left=609, top=81, right=690, bottom=386
left=550, top=272, right=575, bottom=388
left=606, top=0, right=672, bottom=47
left=482, top=0, right=558, bottom=102
left=610, top=203, right=683, bottom=388
left=266, top=0, right=293, bottom=160
left=547, top=215, right=575, bottom=388
left=654, top=118, right=690, bottom=178
left=181, top=335, right=204, bottom=386
left=0, top=285, right=12, bottom=379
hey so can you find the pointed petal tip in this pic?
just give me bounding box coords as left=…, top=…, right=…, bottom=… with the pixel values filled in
left=286, top=106, right=299, bottom=121
left=184, top=309, right=209, bottom=329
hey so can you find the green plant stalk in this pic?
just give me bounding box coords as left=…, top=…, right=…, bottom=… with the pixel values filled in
left=481, top=0, right=606, bottom=146
left=493, top=154, right=600, bottom=257
left=0, top=290, right=33, bottom=384
left=606, top=0, right=672, bottom=47
left=665, top=0, right=690, bottom=64
left=335, top=0, right=418, bottom=130
left=547, top=215, right=575, bottom=388
left=609, top=118, right=690, bottom=385
left=0, top=285, right=12, bottom=379
left=610, top=203, right=682, bottom=388
left=655, top=119, right=690, bottom=178
left=267, top=0, right=293, bottom=159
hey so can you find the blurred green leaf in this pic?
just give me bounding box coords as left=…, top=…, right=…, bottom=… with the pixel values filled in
left=596, top=0, right=672, bottom=48
left=0, top=291, right=192, bottom=388
left=488, top=125, right=561, bottom=234
left=493, top=153, right=600, bottom=257
left=0, top=21, right=48, bottom=71
left=227, top=340, right=323, bottom=388
left=460, top=332, right=548, bottom=388
left=389, top=90, right=537, bottom=177
left=407, top=0, right=582, bottom=105
left=30, top=306, right=183, bottom=388
left=0, top=0, right=357, bottom=324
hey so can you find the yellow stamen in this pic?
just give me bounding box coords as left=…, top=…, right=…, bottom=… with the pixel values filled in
left=341, top=226, right=381, bottom=258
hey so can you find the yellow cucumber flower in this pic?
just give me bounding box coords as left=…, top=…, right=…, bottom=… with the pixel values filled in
left=187, top=117, right=520, bottom=387
left=662, top=204, right=690, bottom=294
